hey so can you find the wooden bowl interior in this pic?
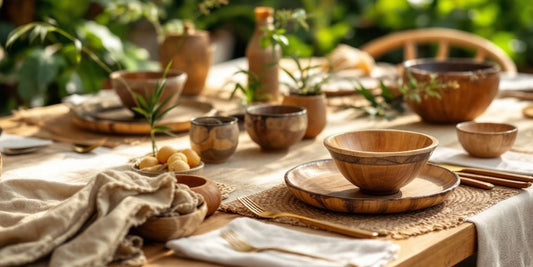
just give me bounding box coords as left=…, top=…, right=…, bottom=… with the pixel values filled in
left=177, top=175, right=207, bottom=187
left=113, top=70, right=185, bottom=81
left=457, top=122, right=517, bottom=134
left=246, top=105, right=306, bottom=117
left=328, top=131, right=435, bottom=153
left=408, top=60, right=496, bottom=73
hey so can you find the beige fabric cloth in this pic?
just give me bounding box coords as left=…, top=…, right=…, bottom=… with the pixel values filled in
left=0, top=170, right=177, bottom=266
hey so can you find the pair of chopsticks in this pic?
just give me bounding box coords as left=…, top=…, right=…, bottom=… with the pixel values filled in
left=438, top=164, right=533, bottom=190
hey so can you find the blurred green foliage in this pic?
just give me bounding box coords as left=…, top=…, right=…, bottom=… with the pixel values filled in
left=1, top=0, right=533, bottom=116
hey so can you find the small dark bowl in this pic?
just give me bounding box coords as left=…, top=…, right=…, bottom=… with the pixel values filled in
left=244, top=105, right=307, bottom=150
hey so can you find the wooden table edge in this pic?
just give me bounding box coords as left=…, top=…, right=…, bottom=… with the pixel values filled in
left=141, top=213, right=477, bottom=267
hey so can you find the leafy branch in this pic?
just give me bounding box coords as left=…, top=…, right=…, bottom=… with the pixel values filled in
left=230, top=69, right=270, bottom=104
left=6, top=22, right=115, bottom=74
left=281, top=55, right=331, bottom=96
left=131, top=63, right=178, bottom=156
left=260, top=8, right=309, bottom=52
left=400, top=70, right=459, bottom=102
left=348, top=81, right=405, bottom=120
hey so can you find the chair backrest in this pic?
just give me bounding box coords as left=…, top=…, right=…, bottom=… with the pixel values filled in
left=360, top=28, right=517, bottom=74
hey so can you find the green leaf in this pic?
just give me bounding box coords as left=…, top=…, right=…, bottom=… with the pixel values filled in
left=17, top=48, right=63, bottom=102
left=6, top=23, right=37, bottom=48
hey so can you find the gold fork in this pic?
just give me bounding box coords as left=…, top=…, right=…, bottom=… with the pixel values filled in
left=238, top=196, right=382, bottom=238
left=220, top=229, right=359, bottom=267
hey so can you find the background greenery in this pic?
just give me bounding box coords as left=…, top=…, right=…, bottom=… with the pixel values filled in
left=1, top=0, right=532, bottom=115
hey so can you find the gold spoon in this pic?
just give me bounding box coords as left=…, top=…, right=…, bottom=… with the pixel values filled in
left=3, top=138, right=107, bottom=155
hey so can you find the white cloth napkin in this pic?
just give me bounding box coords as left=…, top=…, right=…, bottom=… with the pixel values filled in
left=468, top=187, right=533, bottom=267
left=166, top=217, right=399, bottom=267
left=431, top=147, right=533, bottom=267
left=430, top=147, right=533, bottom=175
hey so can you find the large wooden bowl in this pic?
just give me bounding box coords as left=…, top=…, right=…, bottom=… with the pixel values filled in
left=111, top=70, right=187, bottom=111
left=456, top=121, right=518, bottom=158
left=324, top=129, right=438, bottom=195
left=403, top=59, right=500, bottom=123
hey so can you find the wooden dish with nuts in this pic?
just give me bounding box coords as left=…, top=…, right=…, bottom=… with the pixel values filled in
left=131, top=145, right=204, bottom=176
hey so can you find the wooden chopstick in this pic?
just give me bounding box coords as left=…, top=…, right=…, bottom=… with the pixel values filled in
left=460, top=177, right=494, bottom=190
left=458, top=172, right=532, bottom=189
left=458, top=167, right=533, bottom=183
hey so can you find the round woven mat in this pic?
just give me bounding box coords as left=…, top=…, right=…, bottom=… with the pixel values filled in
left=220, top=184, right=521, bottom=239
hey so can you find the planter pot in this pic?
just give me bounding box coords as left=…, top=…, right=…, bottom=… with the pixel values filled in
left=159, top=29, right=212, bottom=96
left=282, top=93, right=327, bottom=139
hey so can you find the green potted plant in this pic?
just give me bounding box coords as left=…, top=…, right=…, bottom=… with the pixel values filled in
left=99, top=0, right=228, bottom=96
left=281, top=55, right=331, bottom=138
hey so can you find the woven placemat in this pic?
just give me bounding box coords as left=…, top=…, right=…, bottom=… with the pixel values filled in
left=216, top=182, right=236, bottom=200
left=220, top=184, right=521, bottom=239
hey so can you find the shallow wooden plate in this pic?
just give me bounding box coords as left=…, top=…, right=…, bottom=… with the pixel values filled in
left=284, top=159, right=459, bottom=214
left=70, top=99, right=216, bottom=134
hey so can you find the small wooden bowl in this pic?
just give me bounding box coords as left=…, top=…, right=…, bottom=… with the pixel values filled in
left=190, top=116, right=239, bottom=163
left=324, top=129, right=438, bottom=195
left=456, top=122, right=518, bottom=158
left=403, top=59, right=500, bottom=123
left=134, top=203, right=207, bottom=242
left=176, top=174, right=221, bottom=216
left=244, top=105, right=307, bottom=150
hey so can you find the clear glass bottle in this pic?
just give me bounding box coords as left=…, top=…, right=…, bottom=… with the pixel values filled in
left=246, top=6, right=281, bottom=103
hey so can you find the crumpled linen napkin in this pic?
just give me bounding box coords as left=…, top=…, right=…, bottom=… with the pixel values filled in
left=431, top=147, right=533, bottom=267
left=430, top=147, right=533, bottom=175
left=166, top=217, right=399, bottom=267
left=0, top=170, right=176, bottom=267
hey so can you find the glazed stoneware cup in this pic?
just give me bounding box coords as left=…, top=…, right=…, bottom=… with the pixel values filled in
left=456, top=122, right=518, bottom=158
left=190, top=116, right=239, bottom=163
left=324, top=129, right=439, bottom=195
left=245, top=105, right=307, bottom=150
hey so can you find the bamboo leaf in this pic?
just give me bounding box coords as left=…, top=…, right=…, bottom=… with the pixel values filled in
left=6, top=23, right=37, bottom=48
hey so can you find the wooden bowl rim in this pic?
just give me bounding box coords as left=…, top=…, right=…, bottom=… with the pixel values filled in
left=191, top=116, right=238, bottom=126
left=245, top=104, right=307, bottom=117
left=456, top=122, right=518, bottom=135
left=110, top=70, right=187, bottom=81
left=323, top=129, right=438, bottom=157
left=403, top=58, right=500, bottom=76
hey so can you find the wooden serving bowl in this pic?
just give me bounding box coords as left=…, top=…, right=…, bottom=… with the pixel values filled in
left=244, top=105, right=307, bottom=150
left=403, top=59, right=500, bottom=123
left=111, top=70, right=187, bottom=111
left=456, top=122, right=518, bottom=158
left=175, top=174, right=221, bottom=216
left=134, top=203, right=207, bottom=242
left=324, top=129, right=438, bottom=195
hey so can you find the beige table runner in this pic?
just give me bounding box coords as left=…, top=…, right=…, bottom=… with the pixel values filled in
left=220, top=184, right=521, bottom=239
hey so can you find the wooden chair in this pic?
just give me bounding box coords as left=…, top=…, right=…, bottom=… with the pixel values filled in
left=360, top=28, right=517, bottom=74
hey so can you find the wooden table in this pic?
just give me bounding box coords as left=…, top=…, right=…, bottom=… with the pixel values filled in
left=1, top=72, right=532, bottom=267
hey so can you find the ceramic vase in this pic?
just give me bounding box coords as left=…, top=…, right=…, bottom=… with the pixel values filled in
left=159, top=28, right=212, bottom=96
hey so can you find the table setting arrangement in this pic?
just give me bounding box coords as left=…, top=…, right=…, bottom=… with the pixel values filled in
left=1, top=41, right=533, bottom=267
